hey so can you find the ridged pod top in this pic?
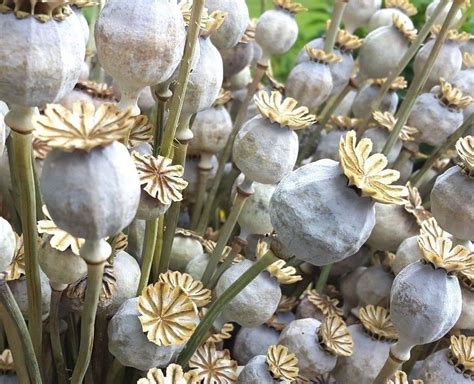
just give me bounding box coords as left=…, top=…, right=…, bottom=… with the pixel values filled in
left=437, top=78, right=473, bottom=110
left=318, top=316, right=353, bottom=357
left=359, top=305, right=398, bottom=341
left=392, top=14, right=417, bottom=42
left=385, top=0, right=417, bottom=16
left=137, top=364, right=199, bottom=384
left=0, top=0, right=72, bottom=22
left=266, top=345, right=299, bottom=382
left=456, top=136, right=474, bottom=177
left=273, top=0, right=307, bottom=14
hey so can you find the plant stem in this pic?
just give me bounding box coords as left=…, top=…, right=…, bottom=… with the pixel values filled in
left=315, top=264, right=332, bottom=293
left=201, top=185, right=253, bottom=287
left=382, top=0, right=462, bottom=156
left=260, top=0, right=266, bottom=14
left=159, top=0, right=205, bottom=159
left=71, top=240, right=111, bottom=384
left=323, top=0, right=348, bottom=53
left=137, top=219, right=159, bottom=294
left=50, top=289, right=68, bottom=384
left=361, top=0, right=451, bottom=127
left=409, top=113, right=474, bottom=188
left=6, top=106, right=43, bottom=362
left=195, top=64, right=267, bottom=235
left=207, top=237, right=246, bottom=290
left=0, top=277, right=42, bottom=383
left=151, top=216, right=165, bottom=282
left=153, top=93, right=171, bottom=157
left=105, top=359, right=125, bottom=384
left=158, top=141, right=189, bottom=274
left=373, top=352, right=406, bottom=384
left=190, top=166, right=211, bottom=229
left=177, top=250, right=278, bottom=366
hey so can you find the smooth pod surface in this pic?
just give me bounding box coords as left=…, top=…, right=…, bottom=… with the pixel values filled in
left=0, top=217, right=15, bottom=272
left=207, top=0, right=249, bottom=49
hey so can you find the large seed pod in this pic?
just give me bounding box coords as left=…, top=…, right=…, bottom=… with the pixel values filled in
left=368, top=0, right=416, bottom=31
left=341, top=267, right=367, bottom=314
left=425, top=0, right=463, bottom=28
left=393, top=236, right=423, bottom=275
left=417, top=346, right=472, bottom=383
left=95, top=0, right=185, bottom=113
left=220, top=41, right=254, bottom=80
left=0, top=217, right=15, bottom=273
left=236, top=355, right=279, bottom=384
left=342, top=0, right=382, bottom=33
left=352, top=83, right=398, bottom=118
left=313, top=129, right=347, bottom=161
left=233, top=325, right=280, bottom=365
left=169, top=229, right=204, bottom=271
left=205, top=0, right=249, bottom=49
left=356, top=265, right=394, bottom=308
left=0, top=9, right=86, bottom=107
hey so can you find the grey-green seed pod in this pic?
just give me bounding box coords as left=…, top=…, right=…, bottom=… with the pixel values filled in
left=418, top=348, right=471, bottom=384
left=233, top=325, right=280, bottom=365
left=352, top=84, right=398, bottom=118
left=342, top=0, right=382, bottom=33
left=237, top=355, right=282, bottom=384
left=361, top=127, right=402, bottom=163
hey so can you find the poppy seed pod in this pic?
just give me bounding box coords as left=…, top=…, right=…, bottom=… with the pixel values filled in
left=35, top=102, right=141, bottom=240
left=425, top=0, right=463, bottom=28
left=342, top=0, right=382, bottom=33
left=270, top=131, right=408, bottom=265
left=456, top=274, right=474, bottom=330
left=452, top=53, right=474, bottom=102
left=233, top=91, right=315, bottom=185
left=0, top=3, right=86, bottom=107
left=0, top=217, right=15, bottom=273
left=95, top=0, right=186, bottom=113
left=393, top=235, right=422, bottom=275
left=169, top=229, right=204, bottom=271
left=359, top=15, right=416, bottom=79
left=368, top=0, right=417, bottom=31
left=220, top=40, right=254, bottom=80
left=233, top=325, right=280, bottom=365
left=206, top=0, right=249, bottom=49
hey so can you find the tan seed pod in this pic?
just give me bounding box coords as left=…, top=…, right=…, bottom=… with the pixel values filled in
left=318, top=315, right=354, bottom=357
left=392, top=14, right=417, bottom=42
left=137, top=364, right=199, bottom=384
left=456, top=135, right=474, bottom=176
left=306, top=290, right=344, bottom=317
left=266, top=345, right=299, bottom=382
left=0, top=0, right=72, bottom=22
left=385, top=0, right=418, bottom=16
left=273, top=0, right=307, bottom=14
left=158, top=271, right=211, bottom=307
left=189, top=343, right=238, bottom=384
left=359, top=305, right=398, bottom=341
left=334, top=28, right=363, bottom=51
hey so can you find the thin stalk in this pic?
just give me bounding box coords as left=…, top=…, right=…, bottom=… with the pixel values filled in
left=373, top=352, right=405, bottom=384
left=50, top=289, right=68, bottom=384
left=153, top=94, right=170, bottom=157
left=190, top=166, right=211, bottom=229
left=382, top=0, right=463, bottom=155
left=315, top=264, right=333, bottom=293
left=91, top=311, right=108, bottom=383
left=195, top=64, right=267, bottom=235
left=177, top=250, right=278, bottom=366
left=456, top=1, right=473, bottom=28
left=207, top=238, right=246, bottom=290
left=159, top=0, right=206, bottom=159
left=323, top=0, right=348, bottom=53
left=66, top=314, right=79, bottom=365
left=201, top=189, right=252, bottom=287
left=260, top=0, right=266, bottom=14
left=151, top=216, right=164, bottom=282
left=158, top=141, right=189, bottom=274
left=105, top=359, right=125, bottom=384
left=409, top=113, right=474, bottom=187
left=137, top=218, right=159, bottom=294
left=70, top=240, right=111, bottom=384
left=0, top=278, right=42, bottom=383
left=362, top=0, right=451, bottom=126
left=86, top=4, right=99, bottom=67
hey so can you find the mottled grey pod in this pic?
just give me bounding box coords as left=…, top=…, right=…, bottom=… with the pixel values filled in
left=456, top=286, right=474, bottom=330
left=352, top=84, right=398, bottom=118
left=136, top=191, right=170, bottom=221
left=237, top=355, right=281, bottom=384
left=368, top=8, right=414, bottom=31
left=183, top=155, right=218, bottom=202
left=418, top=348, right=470, bottom=384
left=169, top=233, right=204, bottom=271
left=361, top=127, right=401, bottom=163
left=313, top=130, right=346, bottom=161
left=233, top=116, right=299, bottom=184
left=108, top=298, right=182, bottom=371
left=407, top=93, right=464, bottom=146
left=431, top=166, right=474, bottom=240
left=207, top=0, right=249, bottom=49
left=296, top=296, right=326, bottom=322
left=215, top=260, right=281, bottom=327
left=126, top=219, right=146, bottom=263
left=184, top=252, right=208, bottom=281
left=41, top=142, right=140, bottom=240
left=278, top=318, right=336, bottom=378
left=390, top=261, right=462, bottom=357
left=342, top=0, right=382, bottom=33
left=330, top=245, right=371, bottom=277
left=393, top=236, right=423, bottom=275
left=341, top=267, right=367, bottom=315
left=356, top=266, right=393, bottom=307
left=233, top=325, right=280, bottom=365
left=333, top=324, right=390, bottom=384
left=334, top=90, right=357, bottom=116
left=425, top=0, right=463, bottom=28
left=220, top=43, right=254, bottom=79
left=0, top=13, right=86, bottom=107
left=0, top=217, right=15, bottom=272
left=452, top=67, right=474, bottom=98
left=270, top=159, right=375, bottom=265
left=230, top=66, right=252, bottom=91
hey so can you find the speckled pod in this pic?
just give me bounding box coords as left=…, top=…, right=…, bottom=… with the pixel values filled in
left=215, top=260, right=281, bottom=327
left=418, top=348, right=471, bottom=383
left=368, top=8, right=414, bottom=31
left=393, top=235, right=423, bottom=275
left=352, top=84, right=398, bottom=118
left=341, top=267, right=367, bottom=314
left=333, top=324, right=390, bottom=384
left=237, top=355, right=281, bottom=384
left=0, top=12, right=86, bottom=107
left=169, top=232, right=203, bottom=271
left=184, top=252, right=208, bottom=281
left=255, top=9, right=298, bottom=62
left=408, top=92, right=464, bottom=146
left=108, top=298, right=182, bottom=371
left=367, top=203, right=419, bottom=252
left=295, top=296, right=327, bottom=322
left=414, top=40, right=463, bottom=91
left=431, top=165, right=474, bottom=240
left=425, top=0, right=463, bottom=28
left=230, top=66, right=252, bottom=91
left=270, top=159, right=375, bottom=266
left=335, top=89, right=358, bottom=116
left=313, top=130, right=346, bottom=161
left=72, top=6, right=90, bottom=46
left=456, top=285, right=474, bottom=330
left=279, top=318, right=336, bottom=378
left=356, top=266, right=393, bottom=307
left=233, top=325, right=281, bottom=365
left=136, top=191, right=170, bottom=221
left=233, top=116, right=299, bottom=184
left=206, top=0, right=249, bottom=49
left=330, top=245, right=371, bottom=277
left=359, top=24, right=410, bottom=79
left=361, top=127, right=402, bottom=163
left=95, top=0, right=185, bottom=112
left=390, top=261, right=462, bottom=360
left=0, top=217, right=15, bottom=272
left=41, top=142, right=140, bottom=240
left=220, top=42, right=254, bottom=79
left=342, top=0, right=382, bottom=33
left=452, top=67, right=474, bottom=98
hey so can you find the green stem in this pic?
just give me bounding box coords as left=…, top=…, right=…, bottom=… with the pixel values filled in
left=153, top=94, right=170, bottom=157
left=190, top=166, right=210, bottom=229
left=315, top=264, right=332, bottom=293
left=207, top=238, right=246, bottom=290
left=201, top=189, right=252, bottom=287
left=195, top=64, right=267, bottom=235
left=151, top=216, right=164, bottom=282
left=177, top=250, right=278, bottom=366
left=323, top=0, right=348, bottom=53
left=409, top=113, right=474, bottom=188
left=70, top=240, right=110, bottom=384
left=260, top=0, right=266, bottom=14
left=104, top=359, right=125, bottom=384
left=137, top=218, right=159, bottom=295
left=0, top=278, right=42, bottom=383
left=373, top=352, right=406, bottom=384
left=382, top=0, right=463, bottom=156
left=50, top=289, right=68, bottom=384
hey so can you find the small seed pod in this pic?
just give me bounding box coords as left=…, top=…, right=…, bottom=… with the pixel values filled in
left=455, top=269, right=474, bottom=330
left=62, top=80, right=117, bottom=110
left=414, top=28, right=469, bottom=92
left=237, top=345, right=299, bottom=384
left=34, top=102, right=141, bottom=239
left=169, top=229, right=204, bottom=271
left=296, top=290, right=343, bottom=322
left=342, top=0, right=382, bottom=33
left=0, top=1, right=86, bottom=107
left=431, top=137, right=474, bottom=240
left=418, top=335, right=474, bottom=383
left=359, top=15, right=416, bottom=79
left=425, top=0, right=463, bottom=29
left=334, top=306, right=398, bottom=384
left=233, top=325, right=280, bottom=365
left=368, top=0, right=417, bottom=31
left=270, top=131, right=407, bottom=265
left=408, top=79, right=471, bottom=146
left=394, top=236, right=422, bottom=275
left=452, top=53, right=474, bottom=117
left=330, top=244, right=371, bottom=277
left=352, top=77, right=407, bottom=118
left=230, top=66, right=252, bottom=91
left=219, top=25, right=255, bottom=80
left=108, top=298, right=183, bottom=371
left=0, top=217, right=15, bottom=273
left=278, top=316, right=353, bottom=378
left=255, top=0, right=305, bottom=63
left=95, top=0, right=185, bottom=113
left=341, top=267, right=367, bottom=315
left=286, top=47, right=341, bottom=111
left=234, top=91, right=315, bottom=185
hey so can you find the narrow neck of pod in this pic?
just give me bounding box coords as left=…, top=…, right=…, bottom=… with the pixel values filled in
left=79, top=239, right=111, bottom=265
